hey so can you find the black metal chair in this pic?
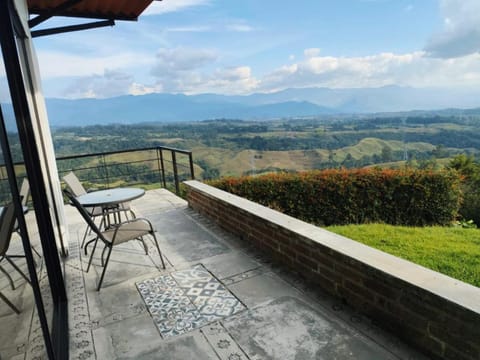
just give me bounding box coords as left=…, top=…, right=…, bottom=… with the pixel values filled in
left=63, top=171, right=135, bottom=248
left=0, top=203, right=31, bottom=313
left=0, top=290, right=20, bottom=314
left=15, top=179, right=41, bottom=259
left=64, top=190, right=165, bottom=291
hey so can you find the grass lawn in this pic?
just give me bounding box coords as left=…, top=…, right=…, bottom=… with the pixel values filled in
left=325, top=224, right=480, bottom=288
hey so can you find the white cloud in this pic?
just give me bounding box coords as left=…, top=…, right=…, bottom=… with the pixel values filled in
left=51, top=48, right=480, bottom=98
left=151, top=47, right=217, bottom=74
left=129, top=82, right=160, bottom=96
left=304, top=48, right=321, bottom=58
left=425, top=0, right=480, bottom=58
left=258, top=50, right=480, bottom=92
left=226, top=24, right=254, bottom=32
left=62, top=69, right=137, bottom=99
left=36, top=50, right=154, bottom=78
left=142, top=0, right=210, bottom=15
left=150, top=64, right=258, bottom=95
left=166, top=26, right=211, bottom=32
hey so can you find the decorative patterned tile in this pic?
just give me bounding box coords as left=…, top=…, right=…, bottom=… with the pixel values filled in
left=137, top=264, right=245, bottom=338
left=201, top=322, right=248, bottom=360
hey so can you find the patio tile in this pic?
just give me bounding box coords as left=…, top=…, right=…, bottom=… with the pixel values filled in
left=227, top=271, right=306, bottom=308
left=131, top=330, right=219, bottom=360
left=200, top=250, right=262, bottom=280
left=201, top=322, right=248, bottom=360
left=147, top=209, right=229, bottom=263
left=92, top=313, right=164, bottom=359
left=137, top=265, right=245, bottom=339
left=82, top=241, right=162, bottom=290
left=223, top=296, right=399, bottom=360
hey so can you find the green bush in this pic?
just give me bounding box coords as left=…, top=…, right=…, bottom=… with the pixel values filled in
left=447, top=154, right=480, bottom=226
left=208, top=168, right=462, bottom=226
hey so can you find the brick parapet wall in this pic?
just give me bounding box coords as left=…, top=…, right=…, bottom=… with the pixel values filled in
left=184, top=180, right=480, bottom=360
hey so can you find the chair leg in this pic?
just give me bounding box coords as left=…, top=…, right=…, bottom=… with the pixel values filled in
left=84, top=217, right=104, bottom=255
left=80, top=224, right=90, bottom=249
left=150, top=232, right=166, bottom=269
left=15, top=230, right=41, bottom=259
left=86, top=237, right=100, bottom=273
left=0, top=264, right=15, bottom=290
left=129, top=209, right=136, bottom=219
left=139, top=237, right=148, bottom=255
left=31, top=245, right=41, bottom=258
left=0, top=291, right=20, bottom=314
left=97, top=245, right=113, bottom=291
left=100, top=245, right=108, bottom=267
left=82, top=216, right=105, bottom=249
left=6, top=257, right=31, bottom=285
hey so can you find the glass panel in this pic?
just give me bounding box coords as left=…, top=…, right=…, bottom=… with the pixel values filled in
left=0, top=65, right=50, bottom=359
left=0, top=7, right=65, bottom=356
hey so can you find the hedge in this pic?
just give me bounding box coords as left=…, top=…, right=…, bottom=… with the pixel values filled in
left=207, top=168, right=462, bottom=226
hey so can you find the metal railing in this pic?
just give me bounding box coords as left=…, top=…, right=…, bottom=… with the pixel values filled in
left=0, top=146, right=195, bottom=204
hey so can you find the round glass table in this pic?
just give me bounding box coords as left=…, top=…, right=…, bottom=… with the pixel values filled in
left=75, top=188, right=145, bottom=208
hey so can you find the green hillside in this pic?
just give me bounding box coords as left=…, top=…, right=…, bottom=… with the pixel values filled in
left=49, top=113, right=480, bottom=179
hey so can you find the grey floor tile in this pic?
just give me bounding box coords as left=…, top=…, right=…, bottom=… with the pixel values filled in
left=131, top=331, right=220, bottom=360
left=224, top=296, right=398, bottom=360
left=228, top=272, right=305, bottom=309
left=92, top=313, right=164, bottom=359
left=201, top=251, right=261, bottom=280
left=147, top=209, right=229, bottom=264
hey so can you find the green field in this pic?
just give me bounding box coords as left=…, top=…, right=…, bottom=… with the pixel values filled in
left=49, top=113, right=480, bottom=179
left=326, top=224, right=480, bottom=287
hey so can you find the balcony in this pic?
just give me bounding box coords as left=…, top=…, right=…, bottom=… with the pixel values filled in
left=1, top=183, right=432, bottom=359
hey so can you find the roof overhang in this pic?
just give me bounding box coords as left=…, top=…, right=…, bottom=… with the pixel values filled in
left=25, top=0, right=161, bottom=38
left=27, top=0, right=157, bottom=21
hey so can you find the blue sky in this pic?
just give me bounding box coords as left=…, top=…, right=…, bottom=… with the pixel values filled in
left=19, top=0, right=480, bottom=98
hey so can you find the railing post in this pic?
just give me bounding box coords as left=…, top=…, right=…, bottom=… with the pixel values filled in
left=102, top=153, right=110, bottom=189
left=171, top=150, right=179, bottom=195
left=189, top=152, right=195, bottom=179
left=159, top=148, right=166, bottom=188
left=155, top=148, right=163, bottom=188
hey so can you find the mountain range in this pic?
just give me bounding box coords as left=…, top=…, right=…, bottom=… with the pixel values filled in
left=3, top=85, right=480, bottom=128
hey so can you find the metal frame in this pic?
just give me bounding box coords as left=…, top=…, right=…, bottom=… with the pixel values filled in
left=31, top=19, right=115, bottom=38
left=0, top=145, right=195, bottom=200
left=0, top=1, right=68, bottom=359
left=56, top=146, right=194, bottom=194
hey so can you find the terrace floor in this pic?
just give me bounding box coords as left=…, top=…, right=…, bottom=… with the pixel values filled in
left=1, top=189, right=428, bottom=359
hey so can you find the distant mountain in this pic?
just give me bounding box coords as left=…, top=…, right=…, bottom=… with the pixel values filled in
left=44, top=94, right=332, bottom=127
left=3, top=85, right=480, bottom=129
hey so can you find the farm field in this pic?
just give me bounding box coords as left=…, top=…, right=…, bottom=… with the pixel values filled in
left=47, top=109, right=480, bottom=179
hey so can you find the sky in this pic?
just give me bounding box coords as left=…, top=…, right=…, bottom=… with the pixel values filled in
left=9, top=0, right=480, bottom=99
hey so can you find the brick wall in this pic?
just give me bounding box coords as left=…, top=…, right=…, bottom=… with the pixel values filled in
left=184, top=180, right=480, bottom=360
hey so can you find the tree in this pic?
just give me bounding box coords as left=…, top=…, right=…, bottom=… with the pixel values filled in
left=431, top=144, right=449, bottom=158
left=381, top=146, right=393, bottom=162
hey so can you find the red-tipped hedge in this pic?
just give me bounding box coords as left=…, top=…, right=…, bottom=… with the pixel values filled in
left=208, top=168, right=462, bottom=226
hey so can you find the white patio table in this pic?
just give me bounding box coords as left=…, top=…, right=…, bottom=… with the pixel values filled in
left=75, top=187, right=145, bottom=208
left=76, top=187, right=145, bottom=250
